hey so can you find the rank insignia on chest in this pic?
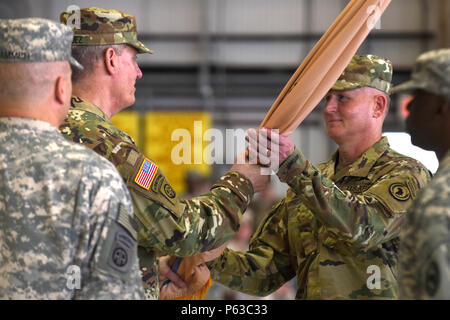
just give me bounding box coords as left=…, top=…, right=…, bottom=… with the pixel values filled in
left=135, top=158, right=158, bottom=190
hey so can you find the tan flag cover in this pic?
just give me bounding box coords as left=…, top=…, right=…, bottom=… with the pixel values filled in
left=160, top=0, right=392, bottom=299
left=261, top=0, right=391, bottom=135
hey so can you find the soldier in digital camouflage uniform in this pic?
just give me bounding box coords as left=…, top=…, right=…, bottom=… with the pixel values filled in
left=392, top=49, right=450, bottom=299
left=0, top=18, right=144, bottom=299
left=207, top=54, right=432, bottom=299
left=58, top=7, right=267, bottom=299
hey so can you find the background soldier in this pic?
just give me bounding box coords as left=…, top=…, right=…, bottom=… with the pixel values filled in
left=393, top=48, right=450, bottom=299
left=206, top=55, right=431, bottom=299
left=0, top=18, right=144, bottom=299
left=58, top=7, right=268, bottom=299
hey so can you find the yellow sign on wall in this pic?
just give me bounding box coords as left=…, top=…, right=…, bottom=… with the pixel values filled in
left=145, top=111, right=212, bottom=195
left=111, top=111, right=141, bottom=148
left=110, top=110, right=212, bottom=195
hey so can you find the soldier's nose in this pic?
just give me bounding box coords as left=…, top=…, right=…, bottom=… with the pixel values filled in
left=324, top=98, right=338, bottom=114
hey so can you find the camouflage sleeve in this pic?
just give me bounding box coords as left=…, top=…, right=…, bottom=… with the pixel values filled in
left=399, top=164, right=450, bottom=300
left=277, top=148, right=431, bottom=250
left=208, top=199, right=296, bottom=297
left=61, top=112, right=255, bottom=256
left=75, top=161, right=145, bottom=300
left=113, top=143, right=254, bottom=256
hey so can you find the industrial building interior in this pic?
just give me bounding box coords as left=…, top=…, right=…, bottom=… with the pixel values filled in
left=1, top=0, right=449, bottom=300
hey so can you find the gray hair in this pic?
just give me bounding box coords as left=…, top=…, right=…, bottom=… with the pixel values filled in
left=71, top=44, right=127, bottom=82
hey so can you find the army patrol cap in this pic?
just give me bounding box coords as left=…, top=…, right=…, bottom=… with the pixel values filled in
left=392, top=49, right=450, bottom=100
left=0, top=18, right=83, bottom=69
left=331, top=54, right=393, bottom=95
left=60, top=7, right=154, bottom=54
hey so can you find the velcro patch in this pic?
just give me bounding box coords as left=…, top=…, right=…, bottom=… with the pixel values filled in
left=117, top=205, right=137, bottom=240
left=134, top=158, right=158, bottom=190
left=127, top=150, right=139, bottom=167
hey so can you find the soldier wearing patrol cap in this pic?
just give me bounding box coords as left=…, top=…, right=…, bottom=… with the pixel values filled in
left=58, top=7, right=269, bottom=299
left=206, top=54, right=432, bottom=299
left=393, top=49, right=450, bottom=299
left=0, top=18, right=144, bottom=299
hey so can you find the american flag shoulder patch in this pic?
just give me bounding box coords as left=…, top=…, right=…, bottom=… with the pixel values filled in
left=134, top=158, right=158, bottom=190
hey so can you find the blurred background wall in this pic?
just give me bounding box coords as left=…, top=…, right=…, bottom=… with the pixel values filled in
left=1, top=0, right=446, bottom=194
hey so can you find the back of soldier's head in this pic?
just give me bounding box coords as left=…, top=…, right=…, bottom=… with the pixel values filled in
left=392, top=49, right=450, bottom=101
left=0, top=18, right=82, bottom=104
left=0, top=62, right=65, bottom=103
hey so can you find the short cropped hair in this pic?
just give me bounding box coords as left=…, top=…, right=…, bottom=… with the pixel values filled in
left=0, top=61, right=69, bottom=104
left=71, top=44, right=127, bottom=82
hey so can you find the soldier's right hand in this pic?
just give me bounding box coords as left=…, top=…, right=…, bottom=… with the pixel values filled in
left=230, top=151, right=270, bottom=193
left=246, top=128, right=295, bottom=169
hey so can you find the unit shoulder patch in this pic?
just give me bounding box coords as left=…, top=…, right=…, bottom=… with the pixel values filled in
left=389, top=182, right=411, bottom=201
left=107, top=228, right=136, bottom=273
left=97, top=212, right=138, bottom=279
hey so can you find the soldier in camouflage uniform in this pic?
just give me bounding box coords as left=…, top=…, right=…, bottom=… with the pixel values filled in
left=207, top=54, right=432, bottom=299
left=58, top=7, right=268, bottom=299
left=0, top=18, right=144, bottom=299
left=392, top=49, right=450, bottom=299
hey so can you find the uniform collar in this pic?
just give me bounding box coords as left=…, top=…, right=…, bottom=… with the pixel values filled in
left=0, top=117, right=58, bottom=133
left=70, top=96, right=110, bottom=122
left=325, top=136, right=390, bottom=182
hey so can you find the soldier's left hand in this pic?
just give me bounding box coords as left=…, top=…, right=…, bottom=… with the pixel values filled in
left=159, top=255, right=186, bottom=289
left=231, top=150, right=270, bottom=193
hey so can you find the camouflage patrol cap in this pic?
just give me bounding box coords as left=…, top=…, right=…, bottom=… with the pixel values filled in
left=60, top=7, right=154, bottom=54
left=331, top=54, right=393, bottom=95
left=392, top=49, right=450, bottom=100
left=0, top=18, right=83, bottom=69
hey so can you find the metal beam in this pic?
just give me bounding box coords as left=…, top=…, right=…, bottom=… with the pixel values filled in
left=436, top=0, right=450, bottom=48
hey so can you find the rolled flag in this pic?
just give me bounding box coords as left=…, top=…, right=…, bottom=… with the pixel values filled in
left=260, top=0, right=392, bottom=135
